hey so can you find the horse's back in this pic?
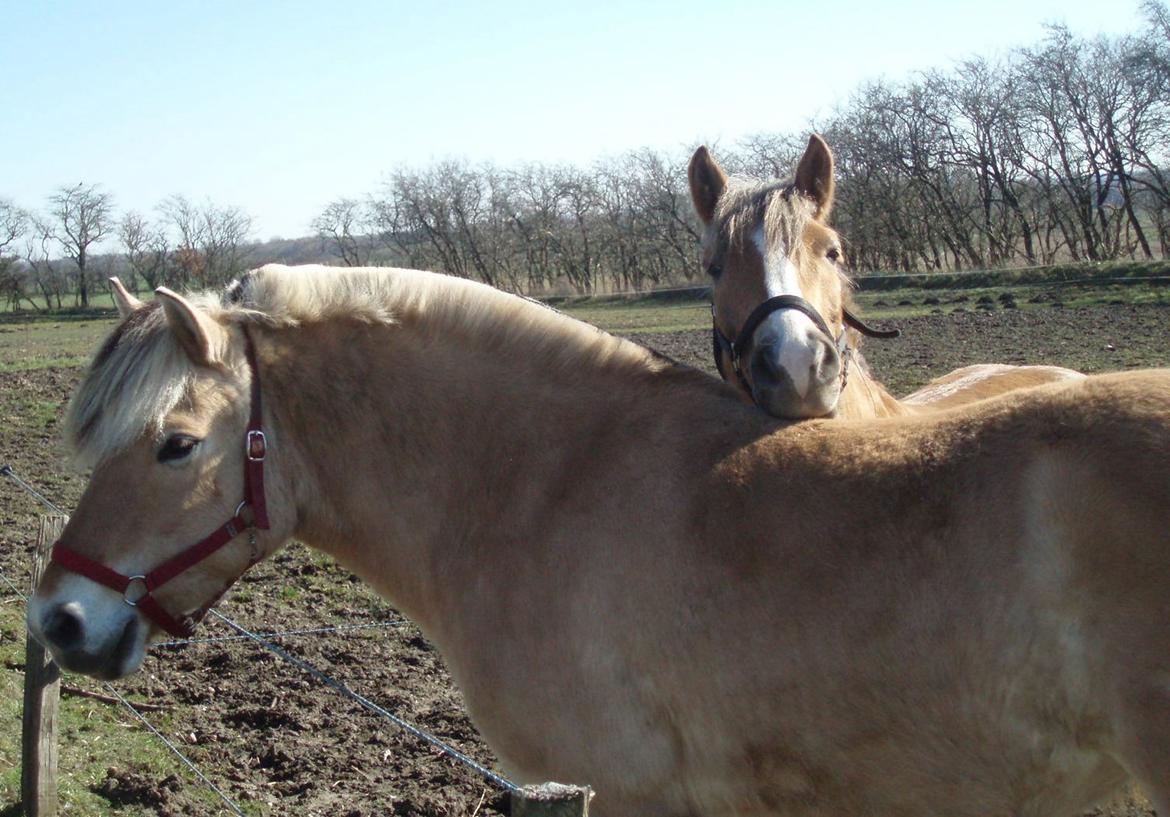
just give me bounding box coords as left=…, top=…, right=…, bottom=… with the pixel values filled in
left=1029, top=368, right=1170, bottom=816
left=902, top=363, right=1085, bottom=409
left=668, top=369, right=1170, bottom=816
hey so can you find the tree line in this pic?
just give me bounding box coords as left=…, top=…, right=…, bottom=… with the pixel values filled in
left=315, top=6, right=1169, bottom=292
left=0, top=189, right=252, bottom=311
left=2, top=3, right=1166, bottom=307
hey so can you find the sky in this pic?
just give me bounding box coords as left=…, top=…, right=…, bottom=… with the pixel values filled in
left=1, top=0, right=1149, bottom=244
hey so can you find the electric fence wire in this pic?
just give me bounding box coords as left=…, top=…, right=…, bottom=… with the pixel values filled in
left=0, top=558, right=247, bottom=816
left=3, top=463, right=520, bottom=797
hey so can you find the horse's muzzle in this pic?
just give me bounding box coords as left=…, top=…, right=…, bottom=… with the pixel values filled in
left=31, top=599, right=144, bottom=680
left=749, top=331, right=842, bottom=419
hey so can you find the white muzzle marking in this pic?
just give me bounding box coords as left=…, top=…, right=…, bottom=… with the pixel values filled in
left=751, top=228, right=827, bottom=399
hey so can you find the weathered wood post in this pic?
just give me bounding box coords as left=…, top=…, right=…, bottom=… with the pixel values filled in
left=511, top=782, right=593, bottom=817
left=22, top=514, right=66, bottom=817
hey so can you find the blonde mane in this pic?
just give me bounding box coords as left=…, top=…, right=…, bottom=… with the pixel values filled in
left=68, top=264, right=667, bottom=468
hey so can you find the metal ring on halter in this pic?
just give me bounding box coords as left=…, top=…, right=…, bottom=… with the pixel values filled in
left=123, top=575, right=149, bottom=606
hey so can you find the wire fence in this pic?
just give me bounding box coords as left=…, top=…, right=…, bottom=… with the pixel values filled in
left=2, top=464, right=520, bottom=814
left=0, top=542, right=246, bottom=816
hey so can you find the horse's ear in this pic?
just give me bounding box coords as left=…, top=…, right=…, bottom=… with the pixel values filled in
left=109, top=277, right=144, bottom=319
left=688, top=146, right=728, bottom=225
left=793, top=134, right=835, bottom=220
left=155, top=287, right=223, bottom=367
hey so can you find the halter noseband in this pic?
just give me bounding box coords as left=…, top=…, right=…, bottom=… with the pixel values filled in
left=712, top=295, right=900, bottom=395
left=50, top=327, right=271, bottom=638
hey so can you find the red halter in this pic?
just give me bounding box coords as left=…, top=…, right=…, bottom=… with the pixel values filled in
left=51, top=327, right=271, bottom=638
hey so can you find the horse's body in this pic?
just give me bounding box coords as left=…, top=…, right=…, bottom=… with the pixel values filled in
left=689, top=136, right=1084, bottom=420
left=840, top=361, right=1088, bottom=418
left=29, top=265, right=1170, bottom=817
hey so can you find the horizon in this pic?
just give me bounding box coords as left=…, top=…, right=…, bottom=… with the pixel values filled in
left=1, top=0, right=1148, bottom=247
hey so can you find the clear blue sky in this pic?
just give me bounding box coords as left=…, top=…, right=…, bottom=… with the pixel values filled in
left=1, top=0, right=1146, bottom=243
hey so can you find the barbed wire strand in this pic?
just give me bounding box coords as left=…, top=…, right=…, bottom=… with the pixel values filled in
left=208, top=609, right=520, bottom=793
left=1, top=464, right=68, bottom=515
left=154, top=618, right=408, bottom=648
left=2, top=465, right=410, bottom=648
left=98, top=683, right=247, bottom=817
left=3, top=466, right=519, bottom=795
left=1, top=564, right=247, bottom=816
left=0, top=565, right=30, bottom=600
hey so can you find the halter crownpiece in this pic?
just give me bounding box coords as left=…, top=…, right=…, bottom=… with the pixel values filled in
left=50, top=326, right=270, bottom=638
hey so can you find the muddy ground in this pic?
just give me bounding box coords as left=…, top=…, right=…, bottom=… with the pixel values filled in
left=2, top=303, right=1168, bottom=816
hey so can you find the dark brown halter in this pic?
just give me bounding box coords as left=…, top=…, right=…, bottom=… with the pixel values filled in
left=50, top=326, right=270, bottom=638
left=712, top=295, right=900, bottom=394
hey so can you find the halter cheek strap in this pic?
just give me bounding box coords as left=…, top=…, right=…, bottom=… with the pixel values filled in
left=50, top=327, right=270, bottom=638
left=711, top=296, right=900, bottom=394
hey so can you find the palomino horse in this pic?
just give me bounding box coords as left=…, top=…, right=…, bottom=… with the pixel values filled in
left=28, top=265, right=1170, bottom=817
left=689, top=135, right=1084, bottom=419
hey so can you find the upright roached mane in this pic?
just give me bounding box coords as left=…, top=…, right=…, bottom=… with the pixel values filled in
left=67, top=266, right=659, bottom=469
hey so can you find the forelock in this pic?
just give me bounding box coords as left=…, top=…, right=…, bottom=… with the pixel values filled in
left=713, top=176, right=813, bottom=255
left=67, top=302, right=201, bottom=468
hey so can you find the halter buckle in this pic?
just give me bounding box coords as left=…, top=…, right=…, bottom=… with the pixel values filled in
left=247, top=430, right=267, bottom=461
left=123, top=575, right=149, bottom=607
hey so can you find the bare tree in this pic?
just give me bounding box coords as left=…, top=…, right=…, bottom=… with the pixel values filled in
left=332, top=11, right=1160, bottom=287
left=159, top=195, right=254, bottom=287
left=0, top=199, right=34, bottom=310
left=0, top=198, right=25, bottom=255
left=159, top=195, right=204, bottom=287
left=119, top=211, right=170, bottom=291
left=201, top=203, right=253, bottom=285
left=22, top=216, right=67, bottom=309
left=313, top=198, right=372, bottom=266
left=49, top=183, right=113, bottom=306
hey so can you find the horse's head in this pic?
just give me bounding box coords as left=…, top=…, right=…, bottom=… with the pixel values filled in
left=27, top=279, right=286, bottom=679
left=690, top=134, right=852, bottom=419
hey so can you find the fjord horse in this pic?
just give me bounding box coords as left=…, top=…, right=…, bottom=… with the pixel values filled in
left=29, top=265, right=1170, bottom=817
left=689, top=135, right=1083, bottom=419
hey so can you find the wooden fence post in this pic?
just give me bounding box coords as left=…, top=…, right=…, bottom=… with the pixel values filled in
left=22, top=514, right=66, bottom=817
left=511, top=782, right=593, bottom=817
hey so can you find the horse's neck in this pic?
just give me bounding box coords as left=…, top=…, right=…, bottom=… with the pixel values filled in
left=261, top=316, right=759, bottom=633
left=836, top=355, right=912, bottom=419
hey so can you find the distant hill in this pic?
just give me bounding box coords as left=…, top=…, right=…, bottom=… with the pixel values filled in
left=244, top=234, right=335, bottom=267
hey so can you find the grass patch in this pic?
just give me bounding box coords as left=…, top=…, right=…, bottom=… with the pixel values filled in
left=853, top=279, right=1170, bottom=320
left=853, top=259, right=1170, bottom=291
left=557, top=262, right=1170, bottom=331
left=0, top=602, right=241, bottom=816
left=0, top=318, right=115, bottom=373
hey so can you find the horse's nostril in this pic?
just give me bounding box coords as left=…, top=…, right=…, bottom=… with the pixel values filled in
left=43, top=603, right=84, bottom=649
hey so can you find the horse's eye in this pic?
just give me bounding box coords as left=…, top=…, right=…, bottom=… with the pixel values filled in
left=827, top=247, right=842, bottom=263
left=707, top=263, right=724, bottom=279
left=158, top=435, right=200, bottom=463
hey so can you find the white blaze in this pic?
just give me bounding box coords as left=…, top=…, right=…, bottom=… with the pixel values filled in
left=751, top=226, right=825, bottom=398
